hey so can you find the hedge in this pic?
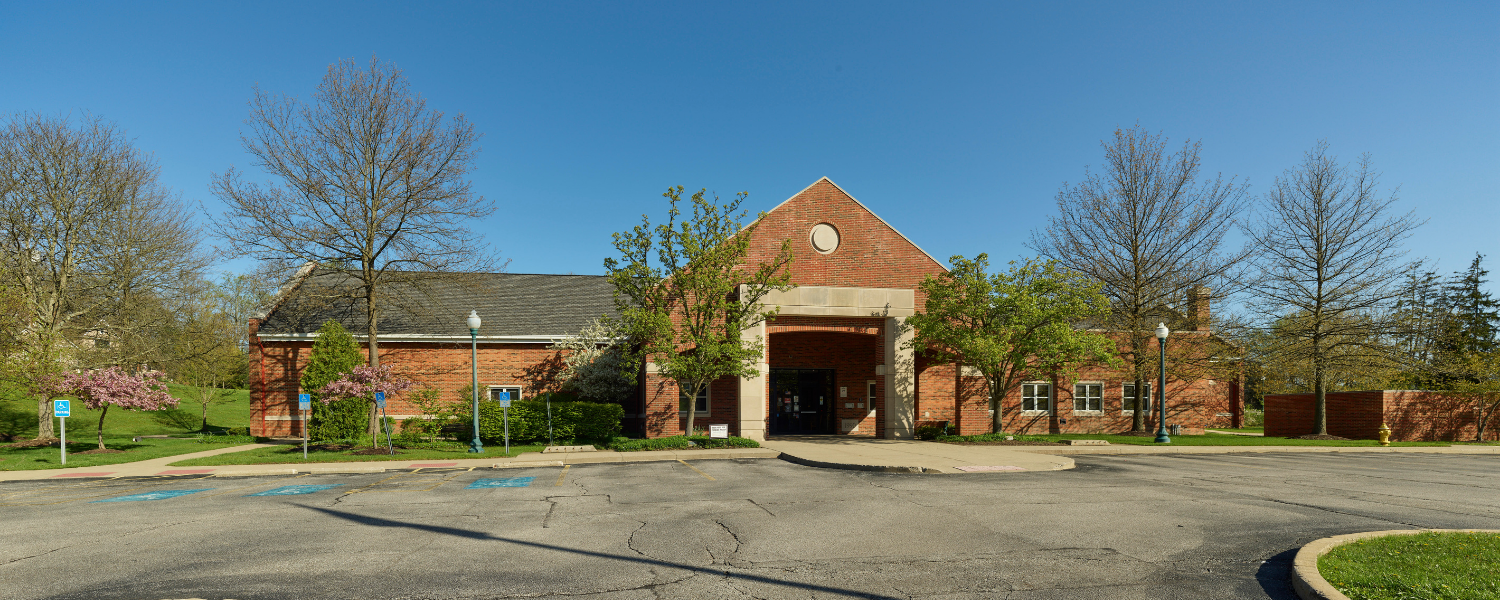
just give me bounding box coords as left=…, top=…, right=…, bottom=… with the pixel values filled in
left=466, top=399, right=623, bottom=444
left=606, top=435, right=761, bottom=452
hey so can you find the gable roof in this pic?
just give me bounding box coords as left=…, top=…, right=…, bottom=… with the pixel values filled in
left=760, top=177, right=946, bottom=270
left=256, top=268, right=616, bottom=341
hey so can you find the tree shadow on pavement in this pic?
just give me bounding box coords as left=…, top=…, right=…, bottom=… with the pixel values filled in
left=303, top=505, right=905, bottom=599
left=1255, top=548, right=1299, bottom=600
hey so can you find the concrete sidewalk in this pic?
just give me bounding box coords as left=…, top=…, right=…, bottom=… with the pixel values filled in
left=0, top=443, right=781, bottom=481
left=762, top=436, right=1075, bottom=473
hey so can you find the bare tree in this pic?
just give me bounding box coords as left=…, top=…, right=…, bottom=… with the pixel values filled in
left=1030, top=125, right=1252, bottom=432
left=0, top=113, right=200, bottom=439
left=209, top=56, right=497, bottom=436
left=1244, top=141, right=1421, bottom=435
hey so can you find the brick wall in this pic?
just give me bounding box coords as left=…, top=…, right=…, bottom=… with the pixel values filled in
left=1265, top=390, right=1499, bottom=441
left=769, top=330, right=882, bottom=436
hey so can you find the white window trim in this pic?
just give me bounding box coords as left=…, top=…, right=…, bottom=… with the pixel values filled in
left=1121, top=382, right=1152, bottom=415
left=679, top=383, right=711, bottom=416
left=1072, top=381, right=1104, bottom=415
left=487, top=385, right=523, bottom=402
left=1021, top=382, right=1052, bottom=415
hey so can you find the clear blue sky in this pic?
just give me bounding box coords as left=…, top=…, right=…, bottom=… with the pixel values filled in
left=3, top=1, right=1496, bottom=289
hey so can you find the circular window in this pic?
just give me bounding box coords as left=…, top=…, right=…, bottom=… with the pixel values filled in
left=810, top=223, right=840, bottom=254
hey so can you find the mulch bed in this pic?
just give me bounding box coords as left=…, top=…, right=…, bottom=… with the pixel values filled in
left=2, top=438, right=61, bottom=449
left=1290, top=433, right=1351, bottom=441
left=350, top=447, right=401, bottom=455
left=944, top=440, right=1067, bottom=446
left=73, top=449, right=128, bottom=455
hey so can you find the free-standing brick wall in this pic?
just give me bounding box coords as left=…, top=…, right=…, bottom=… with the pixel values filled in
left=1265, top=390, right=1499, bottom=441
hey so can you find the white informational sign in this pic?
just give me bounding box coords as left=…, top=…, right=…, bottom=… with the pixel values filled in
left=375, top=391, right=386, bottom=408
left=298, top=393, right=311, bottom=411
left=709, top=424, right=729, bottom=439
left=53, top=399, right=70, bottom=418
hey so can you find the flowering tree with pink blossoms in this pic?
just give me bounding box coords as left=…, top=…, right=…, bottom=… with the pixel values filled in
left=320, top=364, right=417, bottom=445
left=63, top=367, right=178, bottom=450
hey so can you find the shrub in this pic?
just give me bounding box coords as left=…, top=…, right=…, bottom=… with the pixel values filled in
left=225, top=426, right=250, bottom=436
left=935, top=432, right=1046, bottom=443
left=465, top=399, right=624, bottom=444
left=606, top=435, right=761, bottom=451
left=301, top=321, right=369, bottom=441
left=1242, top=408, right=1264, bottom=427
left=914, top=421, right=953, bottom=440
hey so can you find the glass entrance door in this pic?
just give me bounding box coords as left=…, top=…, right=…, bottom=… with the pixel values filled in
left=769, top=369, right=835, bottom=435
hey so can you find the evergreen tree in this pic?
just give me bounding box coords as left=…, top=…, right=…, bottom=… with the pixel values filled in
left=1444, top=254, right=1500, bottom=356
left=300, top=320, right=368, bottom=441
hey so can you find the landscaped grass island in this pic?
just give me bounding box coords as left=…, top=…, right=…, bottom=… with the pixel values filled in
left=1319, top=531, right=1500, bottom=599
left=937, top=432, right=1492, bottom=447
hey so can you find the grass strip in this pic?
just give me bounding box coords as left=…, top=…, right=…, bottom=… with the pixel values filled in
left=0, top=437, right=251, bottom=470
left=1319, top=531, right=1500, bottom=599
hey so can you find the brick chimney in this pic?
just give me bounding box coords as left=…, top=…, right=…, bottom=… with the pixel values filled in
left=1187, top=286, right=1211, bottom=331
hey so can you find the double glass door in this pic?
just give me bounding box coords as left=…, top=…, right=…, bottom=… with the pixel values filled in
left=769, top=369, right=835, bottom=435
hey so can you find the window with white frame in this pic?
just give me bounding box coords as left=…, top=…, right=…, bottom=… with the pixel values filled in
left=489, top=386, right=522, bottom=402
left=1122, top=382, right=1151, bottom=413
left=679, top=384, right=709, bottom=413
left=1073, top=382, right=1102, bottom=412
left=1021, top=383, right=1051, bottom=413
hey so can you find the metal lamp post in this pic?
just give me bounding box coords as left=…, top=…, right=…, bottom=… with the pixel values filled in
left=468, top=310, right=484, bottom=453
left=1154, top=322, right=1171, bottom=444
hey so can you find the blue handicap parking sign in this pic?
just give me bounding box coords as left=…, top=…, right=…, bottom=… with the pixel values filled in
left=466, top=477, right=535, bottom=489
left=93, top=489, right=212, bottom=502
left=375, top=391, right=386, bottom=408
left=53, top=399, right=70, bottom=418
left=298, top=393, right=311, bottom=410
left=248, top=484, right=343, bottom=496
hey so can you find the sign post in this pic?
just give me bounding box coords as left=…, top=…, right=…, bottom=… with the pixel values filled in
left=497, top=390, right=511, bottom=455
left=54, top=399, right=70, bottom=465
left=298, top=393, right=311, bottom=459
left=375, top=391, right=393, bottom=455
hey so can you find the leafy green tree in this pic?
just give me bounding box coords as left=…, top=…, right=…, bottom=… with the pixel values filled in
left=605, top=186, right=794, bottom=436
left=300, top=320, right=367, bottom=441
left=907, top=255, right=1118, bottom=433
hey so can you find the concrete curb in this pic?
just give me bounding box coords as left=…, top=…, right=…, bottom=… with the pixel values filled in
left=777, top=452, right=938, bottom=474
left=492, top=460, right=565, bottom=469
left=1009, top=445, right=1500, bottom=456
left=213, top=468, right=298, bottom=477
left=1291, top=529, right=1500, bottom=600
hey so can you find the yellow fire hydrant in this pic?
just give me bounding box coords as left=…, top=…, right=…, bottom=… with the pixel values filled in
left=1378, top=423, right=1392, bottom=446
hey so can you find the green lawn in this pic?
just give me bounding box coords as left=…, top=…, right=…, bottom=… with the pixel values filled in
left=1, top=382, right=253, bottom=470
left=1319, top=531, right=1500, bottom=599
left=0, top=436, right=253, bottom=470
left=169, top=442, right=547, bottom=466
left=943, top=432, right=1484, bottom=447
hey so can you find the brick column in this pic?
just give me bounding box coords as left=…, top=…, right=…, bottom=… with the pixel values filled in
left=739, top=320, right=769, bottom=441
left=884, top=316, right=915, bottom=439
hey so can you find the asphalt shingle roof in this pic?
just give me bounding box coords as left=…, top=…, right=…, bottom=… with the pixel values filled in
left=257, top=269, right=618, bottom=337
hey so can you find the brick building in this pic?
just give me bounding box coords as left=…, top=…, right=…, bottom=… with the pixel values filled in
left=249, top=177, right=1241, bottom=440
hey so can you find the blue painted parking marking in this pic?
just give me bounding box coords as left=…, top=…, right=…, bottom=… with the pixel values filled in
left=248, top=484, right=344, bottom=496
left=466, top=477, right=535, bottom=489
left=93, top=489, right=212, bottom=502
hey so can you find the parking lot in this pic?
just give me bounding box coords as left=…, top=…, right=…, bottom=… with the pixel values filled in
left=2, top=453, right=1498, bottom=599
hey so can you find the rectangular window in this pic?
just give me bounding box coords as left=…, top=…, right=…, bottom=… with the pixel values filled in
left=1123, top=383, right=1152, bottom=413
left=679, top=385, right=709, bottom=413
left=1021, top=383, right=1051, bottom=413
left=1073, top=383, right=1102, bottom=412
left=488, top=386, right=522, bottom=402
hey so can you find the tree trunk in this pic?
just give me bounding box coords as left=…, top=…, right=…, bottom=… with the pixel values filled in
left=989, top=377, right=1003, bottom=434
left=1131, top=377, right=1146, bottom=432
left=200, top=394, right=211, bottom=431
left=684, top=381, right=700, bottom=437
left=96, top=404, right=109, bottom=451
left=365, top=279, right=381, bottom=440
left=1313, top=365, right=1328, bottom=435
left=1478, top=396, right=1500, bottom=443
left=36, top=397, right=56, bottom=439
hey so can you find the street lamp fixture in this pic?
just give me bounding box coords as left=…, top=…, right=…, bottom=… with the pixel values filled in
left=468, top=310, right=483, bottom=453
left=1155, top=323, right=1170, bottom=444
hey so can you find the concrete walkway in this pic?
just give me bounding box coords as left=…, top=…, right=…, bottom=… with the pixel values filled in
left=761, top=436, right=1075, bottom=473
left=0, top=443, right=781, bottom=481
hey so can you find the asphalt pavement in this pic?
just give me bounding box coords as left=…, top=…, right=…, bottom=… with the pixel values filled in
left=2, top=452, right=1498, bottom=600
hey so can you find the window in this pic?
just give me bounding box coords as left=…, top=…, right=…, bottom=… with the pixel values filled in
left=1073, top=383, right=1102, bottom=412
left=679, top=384, right=709, bottom=413
left=1021, top=383, right=1050, bottom=413
left=488, top=386, right=522, bottom=402
left=1122, top=383, right=1152, bottom=413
